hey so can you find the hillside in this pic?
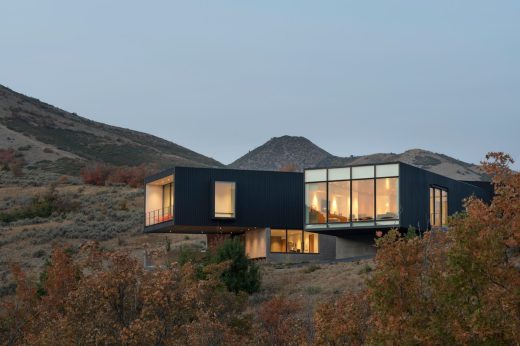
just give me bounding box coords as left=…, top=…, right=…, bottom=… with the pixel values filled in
left=229, top=135, right=332, bottom=171
left=317, top=148, right=488, bottom=181
left=0, top=85, right=223, bottom=174
left=228, top=136, right=488, bottom=181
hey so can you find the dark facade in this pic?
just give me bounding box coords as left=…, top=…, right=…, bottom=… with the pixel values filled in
left=399, top=163, right=492, bottom=230
left=303, top=162, right=493, bottom=236
left=144, top=162, right=493, bottom=262
left=144, top=166, right=304, bottom=233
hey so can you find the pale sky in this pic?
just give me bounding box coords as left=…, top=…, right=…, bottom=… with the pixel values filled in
left=1, top=1, right=519, bottom=168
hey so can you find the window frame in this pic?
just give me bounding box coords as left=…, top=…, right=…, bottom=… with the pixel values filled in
left=375, top=177, right=399, bottom=221
left=269, top=229, right=320, bottom=254
left=429, top=185, right=449, bottom=228
left=304, top=165, right=400, bottom=228
left=305, top=181, right=328, bottom=225
left=212, top=180, right=236, bottom=220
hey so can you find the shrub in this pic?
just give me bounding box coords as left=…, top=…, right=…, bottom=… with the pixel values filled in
left=255, top=296, right=308, bottom=345
left=80, top=163, right=151, bottom=187
left=214, top=238, right=261, bottom=294
left=0, top=148, right=25, bottom=176
left=314, top=152, right=520, bottom=345
left=80, top=163, right=112, bottom=186
left=0, top=245, right=249, bottom=345
left=303, top=263, right=321, bottom=274
left=0, top=185, right=79, bottom=223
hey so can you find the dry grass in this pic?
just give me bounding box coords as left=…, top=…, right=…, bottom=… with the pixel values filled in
left=258, top=260, right=371, bottom=300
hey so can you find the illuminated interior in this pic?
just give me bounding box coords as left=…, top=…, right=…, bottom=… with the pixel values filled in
left=352, top=179, right=374, bottom=222
left=304, top=164, right=399, bottom=227
left=214, top=181, right=236, bottom=218
left=270, top=229, right=319, bottom=254
left=430, top=186, right=448, bottom=227
left=305, top=182, right=327, bottom=224
left=328, top=180, right=350, bottom=222
left=375, top=178, right=398, bottom=220
left=145, top=175, right=174, bottom=226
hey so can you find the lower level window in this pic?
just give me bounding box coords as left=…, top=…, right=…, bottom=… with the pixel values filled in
left=270, top=229, right=319, bottom=254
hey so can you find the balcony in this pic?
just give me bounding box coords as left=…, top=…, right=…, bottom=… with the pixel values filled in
left=145, top=206, right=174, bottom=227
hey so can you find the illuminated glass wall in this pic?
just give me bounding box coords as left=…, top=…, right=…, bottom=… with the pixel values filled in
left=305, top=164, right=399, bottom=228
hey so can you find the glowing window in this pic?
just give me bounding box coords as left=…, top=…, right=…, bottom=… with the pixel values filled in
left=328, top=180, right=350, bottom=223
left=352, top=179, right=374, bottom=221
left=430, top=186, right=448, bottom=227
left=376, top=178, right=398, bottom=220
left=305, top=182, right=327, bottom=224
left=214, top=181, right=236, bottom=218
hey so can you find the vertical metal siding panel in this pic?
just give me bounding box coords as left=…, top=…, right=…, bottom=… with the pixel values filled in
left=398, top=163, right=490, bottom=231
left=174, top=167, right=303, bottom=230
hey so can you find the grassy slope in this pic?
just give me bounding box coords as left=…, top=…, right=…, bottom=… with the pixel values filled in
left=0, top=85, right=223, bottom=173
left=0, top=168, right=370, bottom=310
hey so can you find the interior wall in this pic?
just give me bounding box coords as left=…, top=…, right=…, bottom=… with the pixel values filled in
left=146, top=185, right=162, bottom=213
left=245, top=228, right=267, bottom=259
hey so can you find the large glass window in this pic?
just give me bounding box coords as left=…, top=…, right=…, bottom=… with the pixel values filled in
left=305, top=182, right=327, bottom=224
left=163, top=183, right=173, bottom=210
left=328, top=181, right=350, bottom=223
left=442, top=190, right=448, bottom=227
left=430, top=186, right=448, bottom=227
left=376, top=178, right=398, bottom=220
left=304, top=165, right=400, bottom=227
left=270, top=229, right=319, bottom=254
left=287, top=230, right=303, bottom=253
left=434, top=188, right=441, bottom=226
left=304, top=231, right=319, bottom=253
left=352, top=179, right=374, bottom=221
left=214, top=181, right=236, bottom=218
left=270, top=229, right=287, bottom=253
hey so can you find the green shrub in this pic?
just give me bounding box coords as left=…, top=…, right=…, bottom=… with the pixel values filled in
left=0, top=185, right=79, bottom=223
left=214, top=238, right=261, bottom=294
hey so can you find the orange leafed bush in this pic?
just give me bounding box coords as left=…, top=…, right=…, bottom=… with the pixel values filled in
left=314, top=152, right=520, bottom=345
left=0, top=243, right=250, bottom=345
left=0, top=147, right=25, bottom=176
left=80, top=163, right=152, bottom=187
left=255, top=296, right=309, bottom=346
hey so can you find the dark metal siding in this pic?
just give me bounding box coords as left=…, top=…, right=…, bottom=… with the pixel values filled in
left=399, top=163, right=492, bottom=230
left=174, top=167, right=304, bottom=229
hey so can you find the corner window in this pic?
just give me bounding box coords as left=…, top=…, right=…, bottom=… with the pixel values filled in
left=430, top=186, right=448, bottom=227
left=214, top=181, right=236, bottom=218
left=305, top=182, right=327, bottom=224
left=270, top=230, right=319, bottom=254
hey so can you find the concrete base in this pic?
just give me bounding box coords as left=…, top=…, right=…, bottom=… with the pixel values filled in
left=335, top=234, right=376, bottom=260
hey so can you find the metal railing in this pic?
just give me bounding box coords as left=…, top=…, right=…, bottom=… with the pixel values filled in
left=145, top=206, right=174, bottom=227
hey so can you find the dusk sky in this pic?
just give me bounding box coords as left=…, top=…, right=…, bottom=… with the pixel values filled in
left=1, top=1, right=519, bottom=168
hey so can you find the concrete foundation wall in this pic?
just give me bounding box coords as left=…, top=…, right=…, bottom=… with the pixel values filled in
left=335, top=235, right=376, bottom=259
left=245, top=228, right=267, bottom=259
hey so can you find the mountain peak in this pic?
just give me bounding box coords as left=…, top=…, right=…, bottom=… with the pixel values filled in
left=228, top=136, right=331, bottom=171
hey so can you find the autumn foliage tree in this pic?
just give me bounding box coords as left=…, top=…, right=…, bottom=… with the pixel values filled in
left=0, top=148, right=25, bottom=176
left=0, top=243, right=250, bottom=346
left=80, top=163, right=152, bottom=188
left=314, top=152, right=520, bottom=344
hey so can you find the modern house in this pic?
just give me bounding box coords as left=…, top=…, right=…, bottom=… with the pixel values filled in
left=144, top=163, right=492, bottom=262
